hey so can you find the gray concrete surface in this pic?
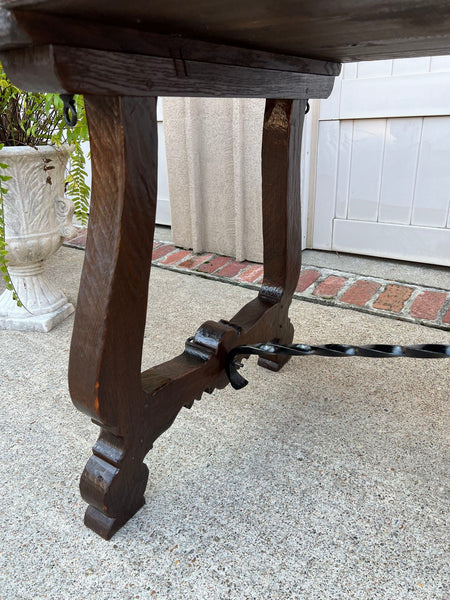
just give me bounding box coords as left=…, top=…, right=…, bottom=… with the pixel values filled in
left=155, top=224, right=174, bottom=243
left=0, top=246, right=449, bottom=600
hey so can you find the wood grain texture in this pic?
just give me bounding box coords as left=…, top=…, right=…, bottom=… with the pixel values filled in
left=2, top=0, right=449, bottom=541
left=69, top=95, right=157, bottom=429
left=260, top=99, right=305, bottom=304
left=0, top=5, right=30, bottom=47
left=68, top=95, right=158, bottom=538
left=1, top=0, right=325, bottom=542
left=2, top=0, right=450, bottom=62
left=0, top=44, right=335, bottom=98
left=257, top=99, right=305, bottom=371
left=0, top=9, right=340, bottom=76
left=67, top=96, right=306, bottom=539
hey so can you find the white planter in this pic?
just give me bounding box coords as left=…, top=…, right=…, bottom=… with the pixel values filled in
left=0, top=145, right=77, bottom=332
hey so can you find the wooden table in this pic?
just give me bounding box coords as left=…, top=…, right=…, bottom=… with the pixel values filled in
left=1, top=0, right=449, bottom=539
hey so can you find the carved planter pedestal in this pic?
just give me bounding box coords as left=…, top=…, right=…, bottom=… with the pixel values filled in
left=0, top=145, right=77, bottom=332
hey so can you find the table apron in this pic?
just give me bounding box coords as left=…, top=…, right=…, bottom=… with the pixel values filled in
left=0, top=44, right=336, bottom=98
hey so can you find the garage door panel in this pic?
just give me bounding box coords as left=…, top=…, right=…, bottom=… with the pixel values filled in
left=378, top=118, right=422, bottom=225
left=411, top=117, right=450, bottom=228
left=335, top=120, right=353, bottom=219
left=347, top=119, right=386, bottom=222
left=312, top=55, right=450, bottom=265
left=341, top=72, right=450, bottom=119
left=333, top=219, right=450, bottom=266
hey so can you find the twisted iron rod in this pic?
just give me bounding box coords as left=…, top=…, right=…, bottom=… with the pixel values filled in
left=225, top=342, right=450, bottom=389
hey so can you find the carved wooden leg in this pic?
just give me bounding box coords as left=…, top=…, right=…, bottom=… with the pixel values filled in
left=258, top=99, right=306, bottom=371
left=69, top=95, right=158, bottom=539
left=69, top=96, right=307, bottom=540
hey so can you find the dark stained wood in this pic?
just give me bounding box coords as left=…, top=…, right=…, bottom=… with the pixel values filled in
left=2, top=0, right=450, bottom=62
left=69, top=95, right=158, bottom=428
left=5, top=0, right=449, bottom=540
left=68, top=94, right=158, bottom=537
left=0, top=10, right=340, bottom=76
left=68, top=95, right=306, bottom=539
left=260, top=100, right=304, bottom=305
left=0, top=44, right=335, bottom=98
left=0, top=5, right=30, bottom=47
left=229, top=100, right=305, bottom=372
left=257, top=99, right=305, bottom=371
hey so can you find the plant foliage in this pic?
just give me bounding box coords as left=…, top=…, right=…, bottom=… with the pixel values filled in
left=0, top=146, right=19, bottom=303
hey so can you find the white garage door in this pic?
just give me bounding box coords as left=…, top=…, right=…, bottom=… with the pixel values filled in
left=312, top=56, right=450, bottom=266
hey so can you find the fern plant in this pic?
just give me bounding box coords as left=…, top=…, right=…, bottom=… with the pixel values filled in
left=0, top=64, right=90, bottom=297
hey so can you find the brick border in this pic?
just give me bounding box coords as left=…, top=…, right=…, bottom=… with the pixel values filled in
left=65, top=231, right=450, bottom=331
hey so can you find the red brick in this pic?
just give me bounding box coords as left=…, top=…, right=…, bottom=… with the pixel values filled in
left=153, top=241, right=162, bottom=249
left=313, top=276, right=347, bottom=298
left=152, top=244, right=175, bottom=260
left=410, top=291, right=447, bottom=320
left=66, top=233, right=87, bottom=247
left=72, top=231, right=87, bottom=243
left=235, top=265, right=264, bottom=283
left=373, top=284, right=413, bottom=313
left=159, top=249, right=192, bottom=265
left=178, top=253, right=214, bottom=270
left=73, top=226, right=86, bottom=237
left=196, top=255, right=233, bottom=274
left=341, top=280, right=381, bottom=307
left=65, top=227, right=87, bottom=247
left=443, top=307, right=450, bottom=324
left=215, top=260, right=252, bottom=278
left=296, top=270, right=320, bottom=293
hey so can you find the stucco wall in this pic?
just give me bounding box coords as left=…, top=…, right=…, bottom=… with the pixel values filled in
left=163, top=98, right=265, bottom=263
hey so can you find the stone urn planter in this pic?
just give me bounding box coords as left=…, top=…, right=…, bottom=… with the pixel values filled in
left=0, top=145, right=77, bottom=332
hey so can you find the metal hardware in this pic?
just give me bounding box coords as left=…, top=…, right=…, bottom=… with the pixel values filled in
left=225, top=342, right=450, bottom=390
left=60, top=94, right=78, bottom=127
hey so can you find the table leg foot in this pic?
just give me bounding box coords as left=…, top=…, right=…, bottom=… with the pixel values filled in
left=80, top=448, right=149, bottom=540
left=84, top=502, right=145, bottom=541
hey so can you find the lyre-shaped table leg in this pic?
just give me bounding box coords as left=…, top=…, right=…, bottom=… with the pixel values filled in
left=258, top=99, right=306, bottom=371
left=69, top=95, right=158, bottom=539
left=69, top=97, right=307, bottom=539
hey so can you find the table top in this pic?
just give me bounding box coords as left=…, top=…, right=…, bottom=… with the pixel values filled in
left=2, top=0, right=450, bottom=63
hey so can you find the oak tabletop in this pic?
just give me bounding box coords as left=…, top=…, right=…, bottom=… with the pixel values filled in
left=1, top=0, right=450, bottom=62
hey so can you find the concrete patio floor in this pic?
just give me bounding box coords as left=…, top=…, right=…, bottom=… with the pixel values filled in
left=0, top=246, right=449, bottom=599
